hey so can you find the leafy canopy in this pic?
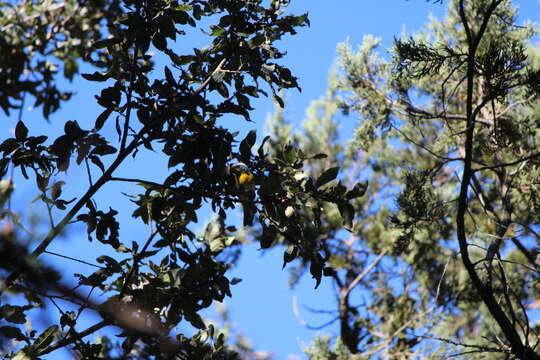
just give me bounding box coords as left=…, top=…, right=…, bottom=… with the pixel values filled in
left=0, top=0, right=364, bottom=359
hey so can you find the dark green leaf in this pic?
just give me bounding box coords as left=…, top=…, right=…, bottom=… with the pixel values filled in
left=94, top=108, right=113, bottom=132
left=15, top=121, right=28, bottom=141
left=210, top=25, right=225, bottom=37
left=185, top=312, right=206, bottom=330
left=172, top=10, right=189, bottom=24
left=0, top=138, right=19, bottom=153
left=164, top=66, right=174, bottom=84
left=171, top=55, right=193, bottom=66
left=283, top=245, right=298, bottom=268
left=90, top=155, right=105, bottom=172
left=212, top=71, right=226, bottom=83
left=97, top=85, right=121, bottom=107
left=0, top=158, right=9, bottom=177
left=0, top=305, right=27, bottom=324
left=26, top=135, right=47, bottom=147
left=283, top=144, right=297, bottom=164
left=76, top=142, right=90, bottom=164
left=257, top=136, right=270, bottom=157
left=239, top=130, right=256, bottom=161
left=0, top=326, right=26, bottom=341
left=173, top=4, right=192, bottom=11
left=64, top=120, right=86, bottom=139
left=51, top=181, right=65, bottom=201
left=323, top=266, right=336, bottom=277
left=316, top=167, right=339, bottom=188
left=230, top=277, right=242, bottom=285
left=248, top=34, right=265, bottom=48
left=33, top=325, right=58, bottom=352
left=152, top=33, right=167, bottom=51
left=36, top=174, right=49, bottom=192
left=310, top=254, right=323, bottom=289
left=260, top=234, right=274, bottom=249
left=338, top=202, right=355, bottom=229
left=216, top=83, right=229, bottom=98
left=92, top=144, right=117, bottom=155
left=346, top=181, right=368, bottom=199
left=311, top=153, right=328, bottom=160
left=92, top=38, right=121, bottom=49
left=273, top=93, right=284, bottom=108
left=96, top=256, right=121, bottom=273
left=81, top=71, right=110, bottom=82
left=215, top=332, right=225, bottom=349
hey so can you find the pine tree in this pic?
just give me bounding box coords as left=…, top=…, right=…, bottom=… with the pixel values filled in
left=264, top=0, right=540, bottom=358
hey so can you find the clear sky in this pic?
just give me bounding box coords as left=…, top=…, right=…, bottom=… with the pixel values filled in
left=3, top=1, right=540, bottom=359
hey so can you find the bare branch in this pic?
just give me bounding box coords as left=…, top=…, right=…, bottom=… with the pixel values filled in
left=193, top=57, right=227, bottom=96
left=473, top=152, right=540, bottom=173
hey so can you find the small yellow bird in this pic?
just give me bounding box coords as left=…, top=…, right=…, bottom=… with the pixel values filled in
left=229, top=162, right=254, bottom=189
left=228, top=162, right=255, bottom=226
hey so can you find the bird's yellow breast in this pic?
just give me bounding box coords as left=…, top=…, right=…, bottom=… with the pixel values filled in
left=237, top=172, right=254, bottom=185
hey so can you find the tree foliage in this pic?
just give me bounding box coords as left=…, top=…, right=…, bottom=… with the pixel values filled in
left=0, top=0, right=363, bottom=358
left=2, top=0, right=540, bottom=360
left=265, top=0, right=540, bottom=359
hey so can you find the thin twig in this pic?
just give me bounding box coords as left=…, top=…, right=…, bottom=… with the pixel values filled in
left=120, top=36, right=139, bottom=152
left=84, top=157, right=93, bottom=187
left=43, top=250, right=105, bottom=269
left=120, top=230, right=158, bottom=296
left=391, top=124, right=462, bottom=162
left=473, top=152, right=540, bottom=172
left=345, top=250, right=387, bottom=296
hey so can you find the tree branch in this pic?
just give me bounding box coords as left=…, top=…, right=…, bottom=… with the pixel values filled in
left=193, top=57, right=227, bottom=96
left=345, top=250, right=387, bottom=297
left=455, top=1, right=538, bottom=358
left=473, top=152, right=540, bottom=172
left=6, top=124, right=151, bottom=287
left=338, top=250, right=386, bottom=353
left=39, top=320, right=110, bottom=356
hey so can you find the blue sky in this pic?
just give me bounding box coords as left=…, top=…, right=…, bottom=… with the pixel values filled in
left=3, top=1, right=540, bottom=359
